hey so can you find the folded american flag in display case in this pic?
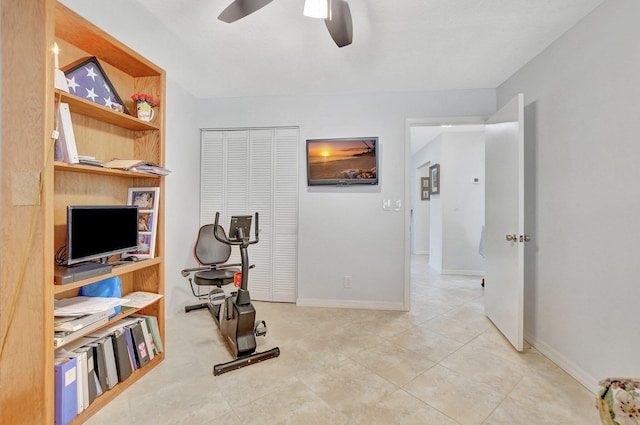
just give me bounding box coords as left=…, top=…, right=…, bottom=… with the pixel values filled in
left=62, top=56, right=129, bottom=115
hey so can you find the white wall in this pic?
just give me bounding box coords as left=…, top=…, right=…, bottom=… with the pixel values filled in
left=163, top=80, right=201, bottom=315
left=196, top=91, right=495, bottom=309
left=497, top=0, right=640, bottom=389
left=411, top=132, right=485, bottom=275
left=441, top=132, right=485, bottom=274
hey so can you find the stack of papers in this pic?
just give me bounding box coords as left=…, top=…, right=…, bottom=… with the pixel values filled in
left=128, top=163, right=171, bottom=176
left=121, top=291, right=163, bottom=308
left=104, top=159, right=171, bottom=176
left=55, top=307, right=116, bottom=332
left=54, top=296, right=130, bottom=317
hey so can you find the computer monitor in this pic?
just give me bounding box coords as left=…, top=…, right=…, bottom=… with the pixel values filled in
left=67, top=205, right=139, bottom=265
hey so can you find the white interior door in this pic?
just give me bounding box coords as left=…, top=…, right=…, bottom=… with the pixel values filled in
left=484, top=93, right=525, bottom=351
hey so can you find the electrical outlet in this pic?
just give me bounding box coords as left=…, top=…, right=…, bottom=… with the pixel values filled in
left=343, top=276, right=353, bottom=288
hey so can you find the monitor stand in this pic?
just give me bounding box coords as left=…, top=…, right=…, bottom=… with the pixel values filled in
left=54, top=262, right=112, bottom=285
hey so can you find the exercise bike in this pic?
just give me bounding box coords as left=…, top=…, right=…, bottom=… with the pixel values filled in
left=181, top=212, right=280, bottom=375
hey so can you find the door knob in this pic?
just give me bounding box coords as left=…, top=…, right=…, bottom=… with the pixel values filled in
left=505, top=234, right=517, bottom=242
left=520, top=235, right=531, bottom=242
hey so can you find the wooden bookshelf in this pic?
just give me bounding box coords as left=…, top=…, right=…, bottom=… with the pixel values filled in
left=0, top=2, right=166, bottom=424
left=54, top=4, right=166, bottom=424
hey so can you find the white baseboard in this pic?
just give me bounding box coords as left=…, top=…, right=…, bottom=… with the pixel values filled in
left=525, top=330, right=598, bottom=394
left=441, top=269, right=484, bottom=277
left=296, top=298, right=405, bottom=311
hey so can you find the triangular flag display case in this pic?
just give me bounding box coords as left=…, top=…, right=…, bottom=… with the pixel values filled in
left=0, top=1, right=166, bottom=424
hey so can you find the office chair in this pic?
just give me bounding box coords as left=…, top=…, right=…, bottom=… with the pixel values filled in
left=181, top=224, right=241, bottom=312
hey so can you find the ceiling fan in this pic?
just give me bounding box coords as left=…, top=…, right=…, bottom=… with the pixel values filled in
left=218, top=0, right=353, bottom=47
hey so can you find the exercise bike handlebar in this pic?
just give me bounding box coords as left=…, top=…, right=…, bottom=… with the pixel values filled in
left=213, top=212, right=260, bottom=246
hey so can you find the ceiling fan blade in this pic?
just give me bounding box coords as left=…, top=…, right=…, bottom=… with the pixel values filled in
left=218, top=0, right=273, bottom=23
left=324, top=0, right=353, bottom=47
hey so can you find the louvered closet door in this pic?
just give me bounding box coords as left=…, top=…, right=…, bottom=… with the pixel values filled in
left=200, top=128, right=298, bottom=302
left=272, top=128, right=298, bottom=302
left=247, top=129, right=274, bottom=301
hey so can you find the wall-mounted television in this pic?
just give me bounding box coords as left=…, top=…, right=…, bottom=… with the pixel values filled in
left=306, top=137, right=379, bottom=186
left=67, top=205, right=139, bottom=265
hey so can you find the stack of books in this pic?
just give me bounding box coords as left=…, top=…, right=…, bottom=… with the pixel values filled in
left=78, top=155, right=104, bottom=167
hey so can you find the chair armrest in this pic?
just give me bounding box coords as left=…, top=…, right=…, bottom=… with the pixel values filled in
left=217, top=263, right=241, bottom=269
left=181, top=265, right=221, bottom=277
left=181, top=263, right=243, bottom=277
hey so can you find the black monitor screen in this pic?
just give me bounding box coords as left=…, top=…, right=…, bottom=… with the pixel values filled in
left=67, top=205, right=139, bottom=264
left=228, top=215, right=252, bottom=241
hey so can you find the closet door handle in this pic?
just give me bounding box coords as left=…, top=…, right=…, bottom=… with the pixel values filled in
left=505, top=234, right=517, bottom=242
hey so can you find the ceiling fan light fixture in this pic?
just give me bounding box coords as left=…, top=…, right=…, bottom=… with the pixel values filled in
left=303, top=0, right=328, bottom=19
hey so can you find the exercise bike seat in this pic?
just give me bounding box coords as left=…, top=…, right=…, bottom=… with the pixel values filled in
left=194, top=268, right=237, bottom=287
left=192, top=224, right=239, bottom=287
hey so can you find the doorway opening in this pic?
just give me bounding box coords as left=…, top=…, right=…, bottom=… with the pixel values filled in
left=404, top=117, right=487, bottom=310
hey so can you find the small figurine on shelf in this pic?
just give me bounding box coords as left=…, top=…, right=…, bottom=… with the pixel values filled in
left=132, top=93, right=158, bottom=122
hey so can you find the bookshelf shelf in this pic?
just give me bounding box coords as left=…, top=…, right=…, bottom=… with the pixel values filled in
left=54, top=299, right=163, bottom=350
left=57, top=90, right=160, bottom=131
left=54, top=6, right=161, bottom=78
left=53, top=258, right=163, bottom=295
left=54, top=162, right=163, bottom=178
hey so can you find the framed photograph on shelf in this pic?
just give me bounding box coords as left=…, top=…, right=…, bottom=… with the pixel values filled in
left=421, top=176, right=430, bottom=200
left=125, top=187, right=159, bottom=259
left=430, top=164, right=441, bottom=195
left=62, top=56, right=129, bottom=114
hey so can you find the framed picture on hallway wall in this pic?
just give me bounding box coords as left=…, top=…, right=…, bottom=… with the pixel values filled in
left=421, top=176, right=430, bottom=200
left=430, top=164, right=440, bottom=195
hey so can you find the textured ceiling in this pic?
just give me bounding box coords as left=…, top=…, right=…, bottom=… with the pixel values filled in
left=60, top=0, right=604, bottom=99
left=131, top=0, right=604, bottom=98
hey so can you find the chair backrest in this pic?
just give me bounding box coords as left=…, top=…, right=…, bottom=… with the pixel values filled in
left=193, top=224, right=232, bottom=266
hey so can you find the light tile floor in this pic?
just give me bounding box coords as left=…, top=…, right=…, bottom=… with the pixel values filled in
left=85, top=256, right=599, bottom=424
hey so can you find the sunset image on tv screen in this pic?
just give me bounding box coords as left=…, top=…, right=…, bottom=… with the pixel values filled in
left=307, top=138, right=377, bottom=181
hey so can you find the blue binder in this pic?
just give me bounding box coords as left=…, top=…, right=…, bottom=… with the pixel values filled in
left=54, top=357, right=78, bottom=425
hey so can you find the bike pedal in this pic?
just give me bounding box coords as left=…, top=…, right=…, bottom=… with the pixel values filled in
left=208, top=288, right=225, bottom=305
